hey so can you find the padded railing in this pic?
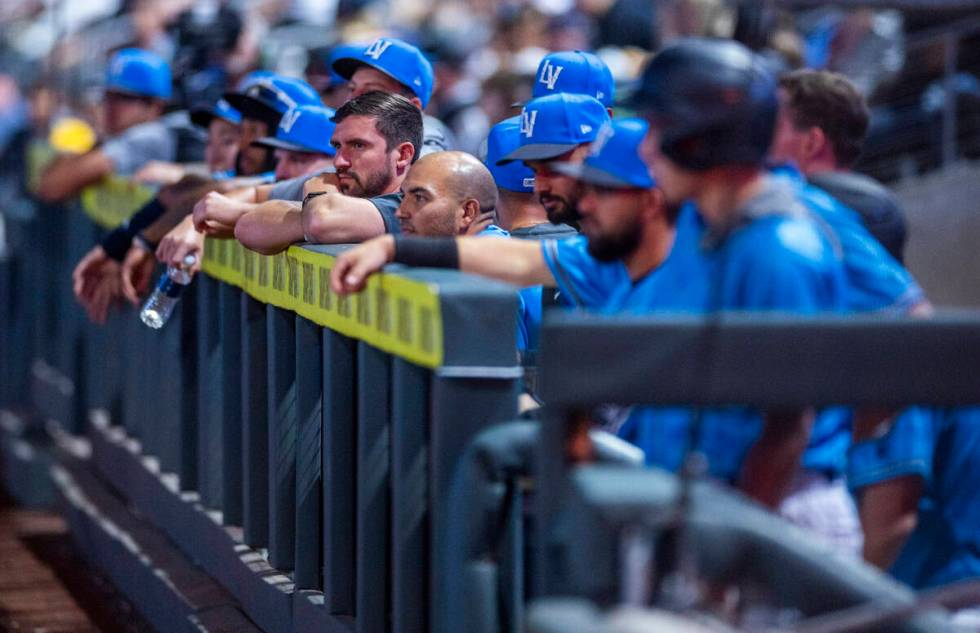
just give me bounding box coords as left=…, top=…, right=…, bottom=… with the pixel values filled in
left=0, top=187, right=524, bottom=633
left=526, top=311, right=980, bottom=633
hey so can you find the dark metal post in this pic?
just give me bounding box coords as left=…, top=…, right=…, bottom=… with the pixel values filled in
left=321, top=329, right=356, bottom=614
left=356, top=342, right=391, bottom=633
left=241, top=294, right=269, bottom=546
left=294, top=316, right=324, bottom=589
left=430, top=371, right=520, bottom=633
left=178, top=285, right=199, bottom=491
left=196, top=275, right=223, bottom=509
left=218, top=283, right=243, bottom=524
left=267, top=304, right=297, bottom=570
left=390, top=358, right=430, bottom=633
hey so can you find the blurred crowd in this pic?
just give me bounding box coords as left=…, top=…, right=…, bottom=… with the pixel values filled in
left=0, top=0, right=951, bottom=161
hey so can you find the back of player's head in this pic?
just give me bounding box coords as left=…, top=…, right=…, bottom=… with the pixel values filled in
left=482, top=117, right=535, bottom=194
left=779, top=69, right=869, bottom=169
left=332, top=91, right=423, bottom=163
left=628, top=37, right=777, bottom=171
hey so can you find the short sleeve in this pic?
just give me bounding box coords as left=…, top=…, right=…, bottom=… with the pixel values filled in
left=541, top=236, right=628, bottom=310
left=847, top=407, right=936, bottom=492
left=101, top=122, right=176, bottom=176
left=269, top=175, right=306, bottom=201
left=370, top=194, right=403, bottom=235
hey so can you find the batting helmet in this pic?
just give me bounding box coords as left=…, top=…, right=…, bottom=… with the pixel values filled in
left=627, top=38, right=777, bottom=171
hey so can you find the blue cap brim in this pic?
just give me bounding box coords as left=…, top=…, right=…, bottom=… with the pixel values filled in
left=551, top=161, right=651, bottom=189
left=223, top=93, right=281, bottom=125
left=496, top=142, right=579, bottom=166
left=252, top=136, right=334, bottom=156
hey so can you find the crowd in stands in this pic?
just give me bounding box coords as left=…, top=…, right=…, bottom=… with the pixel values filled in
left=0, top=0, right=978, bottom=626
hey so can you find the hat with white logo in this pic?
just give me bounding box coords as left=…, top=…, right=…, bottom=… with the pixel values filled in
left=551, top=118, right=654, bottom=189
left=252, top=105, right=336, bottom=156
left=192, top=71, right=276, bottom=128
left=531, top=50, right=615, bottom=107
left=497, top=93, right=610, bottom=166
left=190, top=98, right=242, bottom=128
left=482, top=117, right=535, bottom=193
left=223, top=76, right=322, bottom=128
left=331, top=38, right=435, bottom=108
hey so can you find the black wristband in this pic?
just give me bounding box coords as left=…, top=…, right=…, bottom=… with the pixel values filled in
left=392, top=236, right=460, bottom=269
left=100, top=225, right=133, bottom=261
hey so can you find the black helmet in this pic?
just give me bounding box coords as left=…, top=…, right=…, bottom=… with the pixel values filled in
left=626, top=37, right=778, bottom=171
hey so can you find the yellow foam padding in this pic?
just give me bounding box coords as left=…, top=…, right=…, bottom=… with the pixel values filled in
left=80, top=175, right=155, bottom=229
left=48, top=117, right=97, bottom=154
left=202, top=238, right=445, bottom=369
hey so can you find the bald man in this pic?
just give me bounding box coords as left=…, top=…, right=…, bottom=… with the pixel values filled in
left=394, top=151, right=547, bottom=355
left=396, top=151, right=502, bottom=237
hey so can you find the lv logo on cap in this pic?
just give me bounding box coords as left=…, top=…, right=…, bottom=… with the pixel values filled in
left=364, top=39, right=393, bottom=60
left=538, top=61, right=564, bottom=91
left=279, top=109, right=303, bottom=133
left=520, top=110, right=538, bottom=138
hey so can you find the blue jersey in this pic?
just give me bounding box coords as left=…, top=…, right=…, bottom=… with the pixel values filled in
left=476, top=225, right=538, bottom=352
left=544, top=180, right=848, bottom=481
left=848, top=407, right=980, bottom=589
left=772, top=165, right=927, bottom=474
left=660, top=178, right=847, bottom=480
left=771, top=164, right=924, bottom=313
left=541, top=203, right=708, bottom=314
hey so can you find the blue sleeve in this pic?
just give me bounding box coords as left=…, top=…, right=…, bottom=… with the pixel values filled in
left=847, top=407, right=936, bottom=492
left=101, top=122, right=176, bottom=176
left=541, top=236, right=628, bottom=310
left=518, top=286, right=542, bottom=351
left=805, top=185, right=925, bottom=312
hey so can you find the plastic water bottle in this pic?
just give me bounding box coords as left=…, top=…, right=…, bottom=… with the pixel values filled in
left=140, top=254, right=197, bottom=329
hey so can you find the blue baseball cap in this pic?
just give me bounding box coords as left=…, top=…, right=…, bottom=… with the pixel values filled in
left=190, top=98, right=242, bottom=128
left=252, top=105, right=336, bottom=156
left=552, top=118, right=655, bottom=189
left=223, top=76, right=322, bottom=126
left=331, top=38, right=435, bottom=108
left=483, top=117, right=535, bottom=193
left=497, top=93, right=610, bottom=165
left=237, top=70, right=276, bottom=91
left=531, top=50, right=615, bottom=108
left=326, top=43, right=366, bottom=87
left=105, top=48, right=172, bottom=100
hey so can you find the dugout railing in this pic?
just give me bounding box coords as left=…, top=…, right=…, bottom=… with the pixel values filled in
left=4, top=186, right=980, bottom=633
left=520, top=311, right=980, bottom=632
left=0, top=189, right=527, bottom=633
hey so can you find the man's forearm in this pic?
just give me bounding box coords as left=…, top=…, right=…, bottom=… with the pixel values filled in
left=457, top=237, right=555, bottom=286
left=235, top=200, right=304, bottom=255
left=739, top=409, right=813, bottom=508
left=858, top=476, right=922, bottom=569
left=37, top=151, right=114, bottom=202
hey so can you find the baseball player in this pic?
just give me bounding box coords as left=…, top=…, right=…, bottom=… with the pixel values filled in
left=331, top=37, right=455, bottom=157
